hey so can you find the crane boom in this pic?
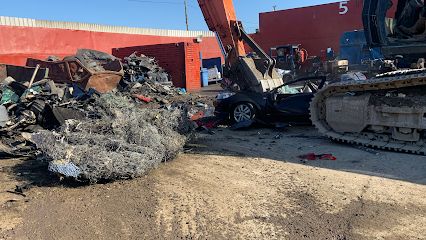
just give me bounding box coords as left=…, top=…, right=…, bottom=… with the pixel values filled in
left=197, top=0, right=283, bottom=93
left=197, top=0, right=245, bottom=65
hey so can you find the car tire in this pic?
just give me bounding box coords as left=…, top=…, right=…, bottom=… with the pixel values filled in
left=231, top=102, right=256, bottom=123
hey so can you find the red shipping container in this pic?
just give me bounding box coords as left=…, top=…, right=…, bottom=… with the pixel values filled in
left=113, top=42, right=201, bottom=92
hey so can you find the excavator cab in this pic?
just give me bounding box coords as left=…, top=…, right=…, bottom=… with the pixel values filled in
left=363, top=0, right=426, bottom=63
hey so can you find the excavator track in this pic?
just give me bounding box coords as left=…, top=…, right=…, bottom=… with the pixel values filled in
left=310, top=69, right=426, bottom=155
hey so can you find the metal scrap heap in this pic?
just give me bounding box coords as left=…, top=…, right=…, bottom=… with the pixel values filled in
left=0, top=50, right=212, bottom=183
left=122, top=52, right=169, bottom=84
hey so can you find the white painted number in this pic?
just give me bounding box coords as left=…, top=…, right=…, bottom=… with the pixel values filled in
left=339, top=1, right=349, bottom=15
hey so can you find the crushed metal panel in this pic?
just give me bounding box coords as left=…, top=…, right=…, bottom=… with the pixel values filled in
left=75, top=49, right=123, bottom=73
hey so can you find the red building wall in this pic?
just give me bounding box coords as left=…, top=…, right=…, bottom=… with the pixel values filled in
left=0, top=25, right=221, bottom=66
left=253, top=0, right=397, bottom=57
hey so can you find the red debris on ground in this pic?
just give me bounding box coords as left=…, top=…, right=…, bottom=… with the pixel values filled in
left=298, top=153, right=337, bottom=161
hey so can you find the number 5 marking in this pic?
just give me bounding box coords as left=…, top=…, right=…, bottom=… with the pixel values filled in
left=339, top=1, right=349, bottom=15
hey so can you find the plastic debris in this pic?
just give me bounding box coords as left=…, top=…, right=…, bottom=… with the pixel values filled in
left=298, top=153, right=337, bottom=161
left=0, top=105, right=9, bottom=127
left=0, top=88, right=19, bottom=105
left=194, top=116, right=224, bottom=129
left=132, top=94, right=152, bottom=103
left=48, top=160, right=82, bottom=179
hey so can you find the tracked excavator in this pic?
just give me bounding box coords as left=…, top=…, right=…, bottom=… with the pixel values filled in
left=197, top=0, right=283, bottom=93
left=311, top=0, right=426, bottom=154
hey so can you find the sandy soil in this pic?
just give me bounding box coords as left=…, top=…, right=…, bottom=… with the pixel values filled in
left=1, top=127, right=425, bottom=240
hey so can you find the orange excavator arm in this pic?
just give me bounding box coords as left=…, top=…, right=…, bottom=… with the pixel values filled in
left=197, top=0, right=245, bottom=66
left=197, top=0, right=283, bottom=93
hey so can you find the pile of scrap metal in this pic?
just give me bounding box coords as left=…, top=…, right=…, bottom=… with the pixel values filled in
left=122, top=80, right=220, bottom=131
left=0, top=49, right=211, bottom=183
left=0, top=49, right=124, bottom=157
left=0, top=66, right=100, bottom=157
left=27, top=49, right=124, bottom=93
left=122, top=52, right=169, bottom=84
left=121, top=81, right=214, bottom=116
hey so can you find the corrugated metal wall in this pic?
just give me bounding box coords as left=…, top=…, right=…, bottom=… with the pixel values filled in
left=0, top=16, right=214, bottom=38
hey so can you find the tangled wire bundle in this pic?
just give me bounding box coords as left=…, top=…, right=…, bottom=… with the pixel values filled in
left=32, top=93, right=194, bottom=183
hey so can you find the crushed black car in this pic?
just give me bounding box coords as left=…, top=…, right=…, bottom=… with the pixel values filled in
left=214, top=76, right=326, bottom=125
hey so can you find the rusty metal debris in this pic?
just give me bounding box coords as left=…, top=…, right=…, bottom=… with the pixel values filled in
left=27, top=49, right=124, bottom=93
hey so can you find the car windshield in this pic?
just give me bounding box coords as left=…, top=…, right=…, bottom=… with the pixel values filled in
left=273, top=76, right=321, bottom=94
left=276, top=84, right=302, bottom=94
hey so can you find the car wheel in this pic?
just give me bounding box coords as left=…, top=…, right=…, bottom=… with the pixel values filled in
left=231, top=103, right=256, bottom=123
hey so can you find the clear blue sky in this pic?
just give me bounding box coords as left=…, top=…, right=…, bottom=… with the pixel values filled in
left=0, top=0, right=339, bottom=32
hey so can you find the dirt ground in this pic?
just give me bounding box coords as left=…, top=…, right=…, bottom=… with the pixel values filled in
left=1, top=126, right=426, bottom=240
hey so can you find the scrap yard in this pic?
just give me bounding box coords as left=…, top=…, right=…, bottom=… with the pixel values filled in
left=1, top=0, right=426, bottom=239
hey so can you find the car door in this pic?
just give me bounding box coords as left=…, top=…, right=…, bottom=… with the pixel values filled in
left=272, top=93, right=314, bottom=123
